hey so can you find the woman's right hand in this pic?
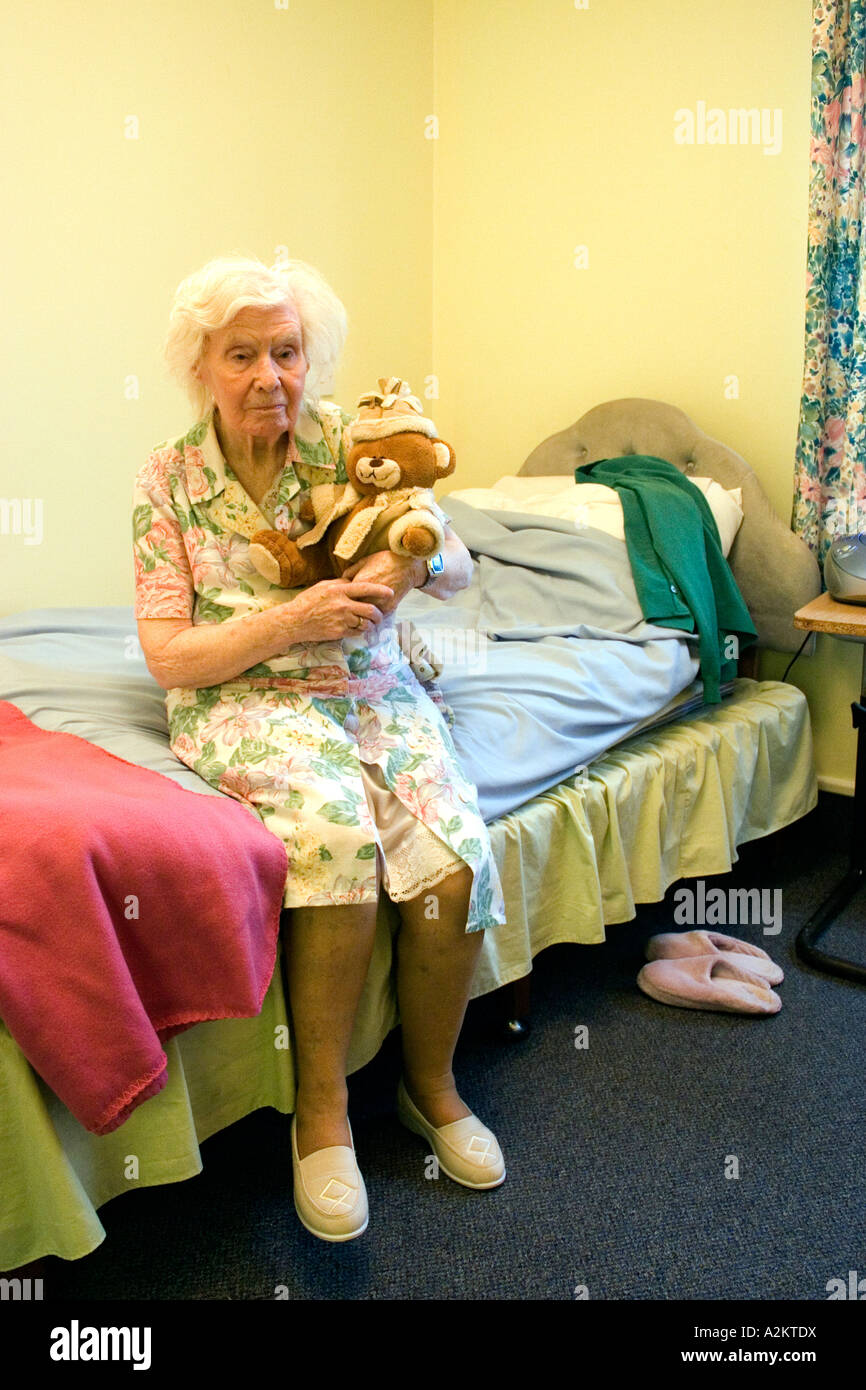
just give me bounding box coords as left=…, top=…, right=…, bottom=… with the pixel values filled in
left=281, top=577, right=395, bottom=643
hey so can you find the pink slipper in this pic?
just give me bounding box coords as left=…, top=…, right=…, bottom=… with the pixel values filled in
left=646, top=930, right=783, bottom=985
left=637, top=955, right=782, bottom=1015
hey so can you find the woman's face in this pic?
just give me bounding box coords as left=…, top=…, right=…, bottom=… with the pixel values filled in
left=194, top=302, right=308, bottom=443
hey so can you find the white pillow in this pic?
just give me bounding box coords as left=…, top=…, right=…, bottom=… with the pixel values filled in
left=444, top=473, right=744, bottom=557
left=443, top=481, right=626, bottom=541
left=687, top=477, right=744, bottom=556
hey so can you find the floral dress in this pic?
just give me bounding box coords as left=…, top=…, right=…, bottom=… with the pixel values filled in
left=132, top=401, right=506, bottom=931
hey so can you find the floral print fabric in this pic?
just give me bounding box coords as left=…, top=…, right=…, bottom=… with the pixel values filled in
left=132, top=402, right=506, bottom=931
left=793, top=0, right=866, bottom=563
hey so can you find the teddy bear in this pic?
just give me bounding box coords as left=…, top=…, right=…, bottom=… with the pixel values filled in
left=247, top=378, right=455, bottom=588
left=247, top=379, right=456, bottom=686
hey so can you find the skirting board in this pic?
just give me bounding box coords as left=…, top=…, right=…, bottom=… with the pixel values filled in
left=817, top=774, right=855, bottom=796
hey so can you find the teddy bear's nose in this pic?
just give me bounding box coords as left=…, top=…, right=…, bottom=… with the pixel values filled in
left=369, top=457, right=385, bottom=469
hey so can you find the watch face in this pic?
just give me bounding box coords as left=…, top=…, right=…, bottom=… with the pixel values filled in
left=429, top=552, right=445, bottom=574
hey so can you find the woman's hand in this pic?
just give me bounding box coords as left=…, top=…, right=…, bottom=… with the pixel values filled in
left=283, top=576, right=397, bottom=641
left=339, top=552, right=427, bottom=615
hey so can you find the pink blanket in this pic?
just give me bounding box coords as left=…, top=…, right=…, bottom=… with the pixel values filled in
left=0, top=701, right=288, bottom=1134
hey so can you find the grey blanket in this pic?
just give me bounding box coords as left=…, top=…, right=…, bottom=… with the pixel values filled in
left=397, top=500, right=699, bottom=818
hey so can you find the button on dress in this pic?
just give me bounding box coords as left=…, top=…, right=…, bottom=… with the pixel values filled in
left=132, top=402, right=506, bottom=931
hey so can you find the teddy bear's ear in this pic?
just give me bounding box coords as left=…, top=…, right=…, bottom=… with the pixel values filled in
left=433, top=439, right=456, bottom=477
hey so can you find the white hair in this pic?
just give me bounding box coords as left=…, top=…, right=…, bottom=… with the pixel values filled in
left=164, top=254, right=348, bottom=419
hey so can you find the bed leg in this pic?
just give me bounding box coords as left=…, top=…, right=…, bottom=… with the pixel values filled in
left=501, top=973, right=532, bottom=1041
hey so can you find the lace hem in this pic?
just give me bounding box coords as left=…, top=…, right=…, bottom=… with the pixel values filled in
left=379, top=816, right=467, bottom=902
left=384, top=856, right=468, bottom=902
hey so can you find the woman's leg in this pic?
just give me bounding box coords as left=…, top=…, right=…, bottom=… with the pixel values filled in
left=395, top=865, right=486, bottom=1127
left=285, top=900, right=379, bottom=1159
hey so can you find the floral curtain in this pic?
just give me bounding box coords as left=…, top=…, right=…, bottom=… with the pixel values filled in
left=793, top=0, right=866, bottom=564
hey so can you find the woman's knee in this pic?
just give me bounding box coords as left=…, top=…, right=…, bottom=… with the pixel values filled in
left=435, top=863, right=474, bottom=898
left=399, top=864, right=474, bottom=928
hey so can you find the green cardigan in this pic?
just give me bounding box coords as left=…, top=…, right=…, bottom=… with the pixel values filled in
left=575, top=455, right=756, bottom=703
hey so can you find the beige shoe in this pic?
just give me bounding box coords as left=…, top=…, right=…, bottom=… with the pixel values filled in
left=291, top=1115, right=369, bottom=1242
left=397, top=1078, right=506, bottom=1189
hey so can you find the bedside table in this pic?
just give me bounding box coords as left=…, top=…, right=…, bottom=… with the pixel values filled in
left=793, top=592, right=866, bottom=982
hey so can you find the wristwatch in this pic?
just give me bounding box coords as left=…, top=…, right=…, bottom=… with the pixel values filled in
left=420, top=551, right=445, bottom=590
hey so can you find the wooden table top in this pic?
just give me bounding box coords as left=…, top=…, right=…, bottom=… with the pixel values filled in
left=795, top=591, right=866, bottom=637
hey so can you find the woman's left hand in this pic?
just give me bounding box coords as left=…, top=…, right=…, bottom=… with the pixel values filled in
left=340, top=552, right=426, bottom=615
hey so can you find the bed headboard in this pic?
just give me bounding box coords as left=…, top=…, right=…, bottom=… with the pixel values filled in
left=518, top=397, right=820, bottom=653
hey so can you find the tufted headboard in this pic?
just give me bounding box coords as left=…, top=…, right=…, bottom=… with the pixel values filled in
left=518, top=397, right=820, bottom=653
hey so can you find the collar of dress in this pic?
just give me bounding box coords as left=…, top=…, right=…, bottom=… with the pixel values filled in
left=180, top=402, right=342, bottom=541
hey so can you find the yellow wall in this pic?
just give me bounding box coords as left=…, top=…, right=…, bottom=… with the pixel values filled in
left=0, top=0, right=856, bottom=790
left=0, top=0, right=433, bottom=611
left=432, top=0, right=809, bottom=512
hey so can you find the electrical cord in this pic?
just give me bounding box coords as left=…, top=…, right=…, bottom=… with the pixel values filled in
left=782, top=631, right=811, bottom=682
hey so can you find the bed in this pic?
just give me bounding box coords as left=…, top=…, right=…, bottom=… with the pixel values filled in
left=0, top=397, right=820, bottom=1270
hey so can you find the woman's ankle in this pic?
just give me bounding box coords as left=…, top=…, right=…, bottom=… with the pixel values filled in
left=402, top=1068, right=456, bottom=1102
left=294, top=1083, right=351, bottom=1159
left=402, top=1070, right=472, bottom=1126
left=295, top=1079, right=349, bottom=1115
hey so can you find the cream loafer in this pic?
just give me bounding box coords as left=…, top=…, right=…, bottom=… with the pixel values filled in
left=291, top=1115, right=369, bottom=1242
left=397, top=1078, right=506, bottom=1189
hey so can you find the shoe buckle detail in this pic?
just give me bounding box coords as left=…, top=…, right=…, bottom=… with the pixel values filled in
left=466, top=1134, right=495, bottom=1164
left=317, top=1177, right=356, bottom=1213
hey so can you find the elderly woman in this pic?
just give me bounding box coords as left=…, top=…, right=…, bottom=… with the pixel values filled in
left=133, top=255, right=507, bottom=1242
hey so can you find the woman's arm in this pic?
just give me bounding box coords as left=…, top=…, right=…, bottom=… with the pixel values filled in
left=138, top=578, right=395, bottom=690
left=420, top=525, right=473, bottom=601
left=139, top=607, right=298, bottom=691
left=135, top=449, right=392, bottom=689
left=340, top=525, right=473, bottom=609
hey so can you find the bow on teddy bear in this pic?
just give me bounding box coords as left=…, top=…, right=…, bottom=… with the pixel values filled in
left=247, top=378, right=456, bottom=684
